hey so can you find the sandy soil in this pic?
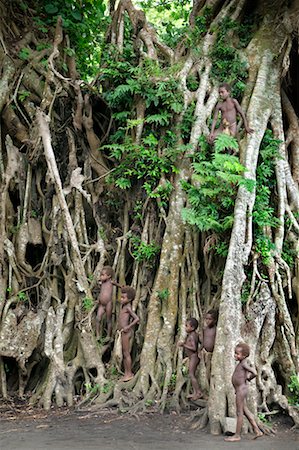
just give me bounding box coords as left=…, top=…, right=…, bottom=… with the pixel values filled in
left=0, top=406, right=298, bottom=450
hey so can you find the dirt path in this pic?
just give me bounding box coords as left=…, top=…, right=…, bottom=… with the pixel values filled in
left=0, top=410, right=298, bottom=450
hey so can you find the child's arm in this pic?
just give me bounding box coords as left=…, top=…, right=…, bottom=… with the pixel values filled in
left=242, top=360, right=257, bottom=381
left=180, top=333, right=198, bottom=352
left=111, top=280, right=123, bottom=289
left=208, top=103, right=221, bottom=143
left=233, top=99, right=253, bottom=134
left=199, top=329, right=203, bottom=350
left=122, top=306, right=139, bottom=332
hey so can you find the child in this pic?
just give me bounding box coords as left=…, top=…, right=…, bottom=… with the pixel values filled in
left=118, top=286, right=139, bottom=382
left=96, top=266, right=115, bottom=339
left=225, top=342, right=263, bottom=442
left=200, top=309, right=218, bottom=383
left=208, top=82, right=253, bottom=144
left=179, top=318, right=203, bottom=400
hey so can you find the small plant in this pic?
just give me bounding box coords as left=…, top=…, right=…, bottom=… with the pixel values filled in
left=18, top=90, right=31, bottom=102
left=157, top=288, right=169, bottom=302
left=145, top=399, right=154, bottom=407
left=241, top=281, right=251, bottom=304
left=82, top=297, right=94, bottom=311
left=182, top=135, right=254, bottom=233
left=84, top=382, right=100, bottom=394
left=30, top=209, right=38, bottom=218
left=168, top=372, right=177, bottom=391
left=288, top=374, right=299, bottom=406
left=109, top=366, right=119, bottom=377
left=18, top=47, right=31, bottom=60
left=101, top=382, right=113, bottom=394
left=17, top=291, right=28, bottom=302
left=257, top=413, right=271, bottom=426
left=98, top=227, right=106, bottom=240
left=255, top=235, right=276, bottom=266
left=130, top=235, right=160, bottom=263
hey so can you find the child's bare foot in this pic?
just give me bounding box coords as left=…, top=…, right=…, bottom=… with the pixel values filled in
left=252, top=431, right=263, bottom=440
left=120, top=374, right=134, bottom=382
left=224, top=434, right=241, bottom=442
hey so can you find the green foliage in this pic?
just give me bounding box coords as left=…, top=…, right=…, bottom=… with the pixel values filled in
left=282, top=239, right=297, bottom=269
left=257, top=413, right=271, bottom=426
left=34, top=0, right=109, bottom=79
left=255, top=236, right=276, bottom=266
left=157, top=288, right=169, bottom=301
left=18, top=91, right=30, bottom=102
left=253, top=130, right=281, bottom=265
left=129, top=235, right=160, bottom=263
left=85, top=382, right=100, bottom=394
left=181, top=102, right=196, bottom=142
left=182, top=134, right=254, bottom=232
left=145, top=180, right=173, bottom=208
left=241, top=280, right=251, bottom=304
left=17, top=291, right=28, bottom=302
left=168, top=372, right=177, bottom=390
left=18, top=48, right=31, bottom=60
left=82, top=297, right=94, bottom=311
left=288, top=375, right=299, bottom=407
left=213, top=240, right=229, bottom=257
left=135, top=0, right=192, bottom=47
left=103, top=65, right=183, bottom=114
left=185, top=6, right=213, bottom=47
left=210, top=16, right=253, bottom=96
left=102, top=135, right=178, bottom=193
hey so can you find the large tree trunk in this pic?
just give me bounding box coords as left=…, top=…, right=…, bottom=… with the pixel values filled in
left=0, top=0, right=299, bottom=433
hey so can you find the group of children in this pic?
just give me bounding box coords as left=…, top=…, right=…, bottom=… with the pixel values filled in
left=93, top=84, right=259, bottom=439
left=95, top=265, right=262, bottom=440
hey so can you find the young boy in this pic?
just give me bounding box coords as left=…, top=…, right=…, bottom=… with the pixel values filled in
left=208, top=82, right=253, bottom=144
left=200, top=309, right=218, bottom=383
left=96, top=266, right=115, bottom=339
left=225, top=342, right=263, bottom=442
left=118, top=286, right=139, bottom=382
left=179, top=318, right=203, bottom=400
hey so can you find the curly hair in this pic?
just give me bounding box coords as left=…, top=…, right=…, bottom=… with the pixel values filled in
left=187, top=317, right=198, bottom=330
left=236, top=342, right=250, bottom=358
left=102, top=266, right=115, bottom=278
left=121, top=285, right=136, bottom=301
left=219, top=82, right=231, bottom=92
left=206, top=309, right=218, bottom=323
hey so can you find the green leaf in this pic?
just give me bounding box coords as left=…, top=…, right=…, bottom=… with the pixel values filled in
left=115, top=177, right=131, bottom=189
left=44, top=3, right=59, bottom=14
left=214, top=134, right=239, bottom=152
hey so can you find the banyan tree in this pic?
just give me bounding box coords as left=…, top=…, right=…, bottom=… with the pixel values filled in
left=0, top=0, right=299, bottom=434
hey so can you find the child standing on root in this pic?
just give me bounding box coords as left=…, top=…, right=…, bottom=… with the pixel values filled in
left=96, top=266, right=115, bottom=340
left=225, top=342, right=263, bottom=442
left=118, top=286, right=139, bottom=382
left=208, top=82, right=253, bottom=144
left=200, top=309, right=218, bottom=384
left=179, top=318, right=203, bottom=400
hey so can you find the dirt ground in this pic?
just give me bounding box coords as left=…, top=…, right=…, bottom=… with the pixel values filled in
left=0, top=405, right=299, bottom=450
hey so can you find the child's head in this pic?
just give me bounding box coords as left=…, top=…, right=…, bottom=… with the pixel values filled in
left=235, top=342, right=250, bottom=360
left=100, top=265, right=115, bottom=280
left=121, top=285, right=136, bottom=303
left=205, top=309, right=218, bottom=327
left=218, top=82, right=231, bottom=99
left=186, top=317, right=198, bottom=332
